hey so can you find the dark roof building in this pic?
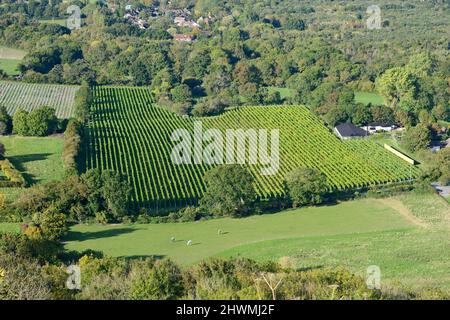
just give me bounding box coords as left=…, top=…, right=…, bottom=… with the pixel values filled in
left=334, top=123, right=367, bottom=140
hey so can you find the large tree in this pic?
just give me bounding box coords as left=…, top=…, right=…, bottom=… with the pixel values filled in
left=170, top=84, right=192, bottom=103
left=422, top=148, right=450, bottom=186
left=12, top=109, right=29, bottom=136
left=401, top=124, right=431, bottom=152
left=376, top=67, right=418, bottom=107
left=32, top=206, right=68, bottom=241
left=27, top=106, right=57, bottom=136
left=200, top=165, right=256, bottom=217
left=284, top=168, right=327, bottom=207
left=352, top=103, right=373, bottom=126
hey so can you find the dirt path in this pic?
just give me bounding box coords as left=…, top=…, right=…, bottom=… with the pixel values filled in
left=378, top=198, right=428, bottom=228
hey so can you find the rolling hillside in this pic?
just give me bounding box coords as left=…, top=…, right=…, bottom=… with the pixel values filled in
left=83, top=86, right=420, bottom=209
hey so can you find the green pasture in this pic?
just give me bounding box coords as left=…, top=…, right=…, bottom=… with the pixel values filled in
left=0, top=136, right=65, bottom=202
left=354, top=91, right=384, bottom=105
left=64, top=198, right=414, bottom=264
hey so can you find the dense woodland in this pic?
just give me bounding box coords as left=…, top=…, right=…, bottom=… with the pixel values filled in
left=0, top=0, right=448, bottom=125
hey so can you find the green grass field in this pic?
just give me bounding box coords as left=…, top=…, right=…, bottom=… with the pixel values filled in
left=354, top=91, right=385, bottom=105
left=0, top=223, right=19, bottom=233
left=1, top=192, right=448, bottom=291
left=60, top=192, right=450, bottom=292
left=0, top=136, right=65, bottom=202
left=219, top=193, right=450, bottom=291
left=218, top=228, right=450, bottom=291
left=39, top=19, right=67, bottom=27
left=0, top=46, right=26, bottom=76
left=0, top=59, right=21, bottom=75
left=267, top=87, right=295, bottom=100
left=64, top=198, right=413, bottom=263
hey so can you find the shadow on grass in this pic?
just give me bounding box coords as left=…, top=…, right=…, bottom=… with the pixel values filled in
left=64, top=227, right=139, bottom=242
left=119, top=255, right=165, bottom=261
left=7, top=153, right=52, bottom=185
left=295, top=265, right=324, bottom=272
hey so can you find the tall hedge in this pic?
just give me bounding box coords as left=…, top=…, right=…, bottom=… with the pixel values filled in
left=74, top=81, right=92, bottom=124
left=63, top=119, right=82, bottom=175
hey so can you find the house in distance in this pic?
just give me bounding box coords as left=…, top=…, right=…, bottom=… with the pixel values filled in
left=334, top=123, right=368, bottom=140
left=361, top=122, right=397, bottom=134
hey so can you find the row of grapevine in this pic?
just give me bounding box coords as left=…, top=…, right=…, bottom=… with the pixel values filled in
left=0, top=81, right=78, bottom=118
left=85, top=86, right=421, bottom=209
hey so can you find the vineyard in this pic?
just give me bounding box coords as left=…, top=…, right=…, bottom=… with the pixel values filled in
left=84, top=86, right=420, bottom=209
left=0, top=81, right=79, bottom=118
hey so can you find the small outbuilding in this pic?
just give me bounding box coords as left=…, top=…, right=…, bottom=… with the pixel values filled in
left=334, top=123, right=368, bottom=140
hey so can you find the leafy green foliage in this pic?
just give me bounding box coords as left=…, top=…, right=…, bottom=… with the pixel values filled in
left=12, top=106, right=58, bottom=136
left=63, top=119, right=82, bottom=175
left=192, top=96, right=228, bottom=116
left=7, top=169, right=131, bottom=223
left=351, top=103, right=373, bottom=126
left=72, top=256, right=448, bottom=300
left=376, top=53, right=449, bottom=126
left=130, top=259, right=184, bottom=300
left=26, top=106, right=57, bottom=136
left=100, top=170, right=132, bottom=220
left=74, top=82, right=92, bottom=124
left=12, top=109, right=28, bottom=135
left=201, top=165, right=256, bottom=217
left=0, top=253, right=53, bottom=300
left=0, top=106, right=12, bottom=134
left=170, top=84, right=192, bottom=103
left=284, top=168, right=327, bottom=207
left=31, top=206, right=68, bottom=241
left=421, top=148, right=450, bottom=186
left=401, top=125, right=432, bottom=152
